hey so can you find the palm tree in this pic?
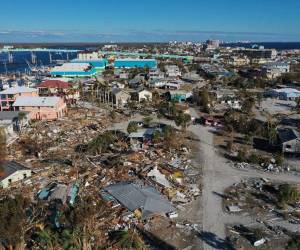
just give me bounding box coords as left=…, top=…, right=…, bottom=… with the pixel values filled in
left=36, top=229, right=60, bottom=250
left=0, top=127, right=6, bottom=162
left=175, top=112, right=191, bottom=131
left=110, top=229, right=147, bottom=250
left=278, top=184, right=300, bottom=204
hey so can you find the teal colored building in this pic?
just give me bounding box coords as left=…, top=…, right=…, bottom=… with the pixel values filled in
left=114, top=59, right=157, bottom=69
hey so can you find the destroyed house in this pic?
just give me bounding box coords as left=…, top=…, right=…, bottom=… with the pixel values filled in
left=131, top=89, right=153, bottom=102
left=37, top=182, right=79, bottom=205
left=277, top=128, right=300, bottom=154
left=0, top=161, right=32, bottom=188
left=111, top=89, right=131, bottom=107
left=168, top=90, right=192, bottom=102
left=0, top=111, right=30, bottom=131
left=128, top=128, right=162, bottom=141
left=36, top=80, right=80, bottom=103
left=103, top=182, right=174, bottom=220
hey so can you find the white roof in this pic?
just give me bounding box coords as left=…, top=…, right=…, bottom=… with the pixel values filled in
left=13, top=96, right=61, bottom=107
left=51, top=63, right=91, bottom=72
left=115, top=58, right=155, bottom=61
left=273, top=88, right=300, bottom=94
left=0, top=86, right=37, bottom=95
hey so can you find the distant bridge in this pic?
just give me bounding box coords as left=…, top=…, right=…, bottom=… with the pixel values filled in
left=0, top=48, right=81, bottom=53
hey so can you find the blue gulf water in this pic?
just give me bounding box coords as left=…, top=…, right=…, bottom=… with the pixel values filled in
left=221, top=42, right=300, bottom=50
left=0, top=51, right=78, bottom=74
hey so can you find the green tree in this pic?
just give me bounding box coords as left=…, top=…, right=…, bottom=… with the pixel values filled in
left=287, top=237, right=300, bottom=250
left=278, top=184, right=300, bottom=205
left=257, top=93, right=263, bottom=108
left=174, top=112, right=191, bottom=131
left=127, top=121, right=138, bottom=134
left=143, top=116, right=153, bottom=127
left=110, top=229, right=147, bottom=250
left=244, top=134, right=253, bottom=145
left=87, top=132, right=116, bottom=154
left=275, top=152, right=284, bottom=166
left=237, top=147, right=247, bottom=162
left=252, top=227, right=266, bottom=240
left=36, top=229, right=60, bottom=250
left=242, top=97, right=255, bottom=114
left=196, top=88, right=211, bottom=112
left=162, top=125, right=181, bottom=150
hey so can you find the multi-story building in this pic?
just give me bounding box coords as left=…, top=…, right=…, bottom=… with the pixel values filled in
left=204, top=40, right=220, bottom=50
left=0, top=86, right=38, bottom=111
left=149, top=68, right=165, bottom=80
left=235, top=48, right=277, bottom=59
left=262, top=62, right=290, bottom=79
left=36, top=80, right=80, bottom=103
left=165, top=65, right=181, bottom=78
left=13, top=96, right=67, bottom=120
left=229, top=56, right=250, bottom=66
left=77, top=51, right=99, bottom=60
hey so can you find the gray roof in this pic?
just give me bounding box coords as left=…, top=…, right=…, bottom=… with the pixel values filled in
left=0, top=86, right=37, bottom=95
left=13, top=96, right=61, bottom=107
left=103, top=182, right=174, bottom=219
left=129, top=128, right=161, bottom=139
left=278, top=128, right=300, bottom=143
left=0, top=161, right=29, bottom=181
left=0, top=111, right=29, bottom=121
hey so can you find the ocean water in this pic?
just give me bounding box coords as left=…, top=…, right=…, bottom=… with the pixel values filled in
left=1, top=42, right=300, bottom=74
left=0, top=51, right=78, bottom=74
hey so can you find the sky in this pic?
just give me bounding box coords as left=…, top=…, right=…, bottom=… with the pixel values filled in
left=0, top=0, right=300, bottom=43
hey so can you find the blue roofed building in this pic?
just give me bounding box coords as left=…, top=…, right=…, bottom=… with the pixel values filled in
left=114, top=58, right=157, bottom=69
left=168, top=90, right=193, bottom=102
left=265, top=88, right=300, bottom=101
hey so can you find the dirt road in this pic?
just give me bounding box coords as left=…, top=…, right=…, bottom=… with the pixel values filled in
left=188, top=108, right=300, bottom=250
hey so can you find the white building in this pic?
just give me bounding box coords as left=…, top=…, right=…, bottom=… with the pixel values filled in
left=0, top=161, right=32, bottom=188
left=149, top=69, right=165, bottom=80
left=137, top=89, right=152, bottom=102
left=165, top=65, right=182, bottom=78
left=229, top=56, right=250, bottom=66
left=262, top=62, right=290, bottom=79
left=77, top=51, right=99, bottom=60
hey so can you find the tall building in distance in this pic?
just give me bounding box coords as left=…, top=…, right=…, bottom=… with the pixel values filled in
left=204, top=40, right=220, bottom=51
